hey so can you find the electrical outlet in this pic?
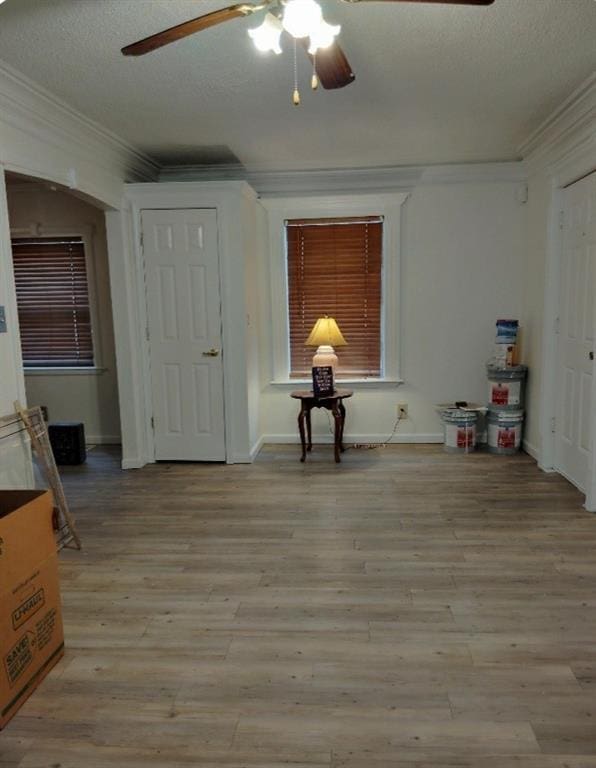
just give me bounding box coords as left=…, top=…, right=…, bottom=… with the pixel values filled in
left=398, top=402, right=408, bottom=418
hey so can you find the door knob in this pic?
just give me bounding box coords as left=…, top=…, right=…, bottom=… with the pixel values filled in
left=202, top=348, right=220, bottom=357
left=590, top=351, right=594, bottom=361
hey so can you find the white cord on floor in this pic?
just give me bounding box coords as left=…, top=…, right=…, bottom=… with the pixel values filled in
left=325, top=412, right=404, bottom=450
left=379, top=413, right=403, bottom=447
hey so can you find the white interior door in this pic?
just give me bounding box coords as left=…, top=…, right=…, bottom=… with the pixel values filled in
left=555, top=172, right=596, bottom=490
left=142, top=209, right=226, bottom=461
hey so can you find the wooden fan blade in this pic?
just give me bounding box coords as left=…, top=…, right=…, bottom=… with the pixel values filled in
left=342, top=0, right=494, bottom=4
left=303, top=40, right=356, bottom=90
left=122, top=4, right=257, bottom=56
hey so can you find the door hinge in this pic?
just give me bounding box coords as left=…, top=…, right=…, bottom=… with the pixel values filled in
left=151, top=417, right=155, bottom=431
left=559, top=210, right=564, bottom=230
left=554, top=316, right=560, bottom=334
left=551, top=416, right=556, bottom=434
left=145, top=326, right=150, bottom=341
left=140, top=231, right=144, bottom=250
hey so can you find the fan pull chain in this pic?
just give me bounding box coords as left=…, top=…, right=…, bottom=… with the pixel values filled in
left=292, top=38, right=300, bottom=105
left=311, top=53, right=319, bottom=91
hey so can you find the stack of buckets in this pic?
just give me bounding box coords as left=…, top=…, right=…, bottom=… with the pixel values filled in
left=486, top=319, right=527, bottom=455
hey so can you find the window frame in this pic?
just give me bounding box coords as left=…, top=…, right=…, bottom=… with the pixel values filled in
left=10, top=224, right=103, bottom=373
left=262, top=193, right=409, bottom=385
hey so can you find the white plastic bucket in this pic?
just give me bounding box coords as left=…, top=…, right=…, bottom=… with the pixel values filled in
left=487, top=409, right=524, bottom=455
left=442, top=410, right=478, bottom=454
left=493, top=343, right=517, bottom=369
left=487, top=365, right=527, bottom=410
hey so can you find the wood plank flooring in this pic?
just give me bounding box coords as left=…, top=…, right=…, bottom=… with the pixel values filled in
left=3, top=444, right=596, bottom=767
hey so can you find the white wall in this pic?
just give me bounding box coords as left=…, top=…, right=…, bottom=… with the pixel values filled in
left=6, top=183, right=121, bottom=443
left=108, top=182, right=260, bottom=468
left=257, top=179, right=527, bottom=443
left=518, top=74, right=596, bottom=492
left=0, top=172, right=25, bottom=418
left=0, top=62, right=155, bottom=476
left=520, top=168, right=550, bottom=458
left=244, top=193, right=262, bottom=459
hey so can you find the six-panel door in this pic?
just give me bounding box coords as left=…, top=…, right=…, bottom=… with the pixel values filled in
left=556, top=172, right=596, bottom=491
left=142, top=208, right=226, bottom=461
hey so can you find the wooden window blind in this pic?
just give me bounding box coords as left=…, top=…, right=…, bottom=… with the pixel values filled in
left=286, top=216, right=383, bottom=378
left=11, top=236, right=94, bottom=368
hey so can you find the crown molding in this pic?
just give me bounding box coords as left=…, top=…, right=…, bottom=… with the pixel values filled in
left=251, top=165, right=421, bottom=196
left=519, top=72, right=596, bottom=172
left=417, top=161, right=526, bottom=185
left=158, top=160, right=525, bottom=196
left=125, top=179, right=258, bottom=205
left=158, top=163, right=246, bottom=182
left=0, top=60, right=159, bottom=203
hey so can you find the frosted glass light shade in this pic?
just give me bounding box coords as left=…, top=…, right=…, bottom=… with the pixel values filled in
left=248, top=13, right=283, bottom=54
left=305, top=316, right=347, bottom=347
left=282, top=0, right=323, bottom=39
left=308, top=19, right=341, bottom=54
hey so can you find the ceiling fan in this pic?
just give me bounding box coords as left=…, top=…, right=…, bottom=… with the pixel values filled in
left=122, top=0, right=495, bottom=101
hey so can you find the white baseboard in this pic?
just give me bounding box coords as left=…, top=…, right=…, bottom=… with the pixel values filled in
left=121, top=457, right=145, bottom=470
left=86, top=435, right=121, bottom=445
left=522, top=439, right=539, bottom=461
left=584, top=486, right=596, bottom=513
left=226, top=452, right=253, bottom=464
left=262, top=433, right=444, bottom=445
left=536, top=460, right=559, bottom=475
left=250, top=435, right=265, bottom=461
left=523, top=438, right=557, bottom=473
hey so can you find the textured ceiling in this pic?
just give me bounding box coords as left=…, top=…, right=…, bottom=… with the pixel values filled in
left=0, top=0, right=594, bottom=171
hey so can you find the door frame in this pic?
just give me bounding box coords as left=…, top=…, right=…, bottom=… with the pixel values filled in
left=106, top=182, right=258, bottom=468
left=540, top=162, right=596, bottom=509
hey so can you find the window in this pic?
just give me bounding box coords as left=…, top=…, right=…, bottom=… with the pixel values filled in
left=264, top=192, right=408, bottom=384
left=286, top=216, right=383, bottom=378
left=11, top=236, right=95, bottom=368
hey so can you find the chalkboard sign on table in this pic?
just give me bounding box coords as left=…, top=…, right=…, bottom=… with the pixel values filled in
left=312, top=366, right=334, bottom=398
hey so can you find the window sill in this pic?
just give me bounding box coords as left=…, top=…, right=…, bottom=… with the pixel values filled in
left=24, top=367, right=106, bottom=376
left=270, top=378, right=404, bottom=388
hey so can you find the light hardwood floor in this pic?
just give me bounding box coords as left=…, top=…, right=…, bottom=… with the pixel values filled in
left=3, top=444, right=596, bottom=767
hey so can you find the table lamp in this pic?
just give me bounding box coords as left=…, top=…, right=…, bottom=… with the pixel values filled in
left=305, top=315, right=347, bottom=373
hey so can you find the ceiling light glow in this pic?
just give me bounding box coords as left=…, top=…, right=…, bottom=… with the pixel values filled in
left=248, top=12, right=283, bottom=54
left=282, top=0, right=323, bottom=39
left=308, top=19, right=341, bottom=54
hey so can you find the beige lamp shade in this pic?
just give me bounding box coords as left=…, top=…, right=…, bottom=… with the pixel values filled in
left=305, top=316, right=347, bottom=347
left=305, top=316, right=347, bottom=376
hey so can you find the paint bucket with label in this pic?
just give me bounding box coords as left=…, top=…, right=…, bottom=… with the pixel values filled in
left=441, top=409, right=478, bottom=454
left=495, top=319, right=518, bottom=344
left=487, top=409, right=524, bottom=455
left=487, top=364, right=527, bottom=410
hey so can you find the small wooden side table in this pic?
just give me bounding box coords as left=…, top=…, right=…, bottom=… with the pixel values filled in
left=290, top=389, right=353, bottom=463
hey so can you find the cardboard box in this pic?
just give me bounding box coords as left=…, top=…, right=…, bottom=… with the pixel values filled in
left=0, top=490, right=64, bottom=729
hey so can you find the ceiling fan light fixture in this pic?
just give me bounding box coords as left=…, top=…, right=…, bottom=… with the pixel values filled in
left=308, top=19, right=341, bottom=54
left=248, top=12, right=283, bottom=53
left=282, top=0, right=323, bottom=39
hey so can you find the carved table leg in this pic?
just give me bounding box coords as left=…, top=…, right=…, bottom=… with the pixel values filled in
left=331, top=400, right=342, bottom=463
left=298, top=406, right=307, bottom=462
left=306, top=408, right=312, bottom=452
left=338, top=399, right=346, bottom=452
